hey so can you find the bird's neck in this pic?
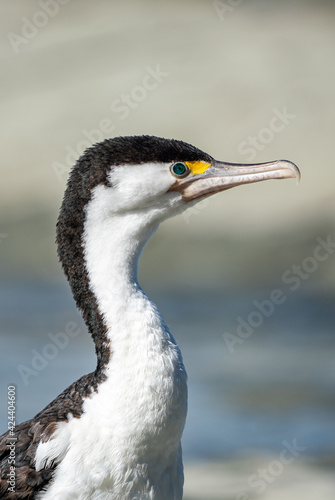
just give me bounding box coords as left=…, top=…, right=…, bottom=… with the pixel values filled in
left=57, top=181, right=167, bottom=376
left=84, top=215, right=157, bottom=320
left=82, top=190, right=164, bottom=368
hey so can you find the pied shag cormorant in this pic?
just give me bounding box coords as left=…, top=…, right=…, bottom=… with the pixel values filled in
left=0, top=135, right=300, bottom=499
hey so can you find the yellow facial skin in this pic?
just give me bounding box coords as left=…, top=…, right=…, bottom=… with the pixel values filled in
left=185, top=161, right=212, bottom=175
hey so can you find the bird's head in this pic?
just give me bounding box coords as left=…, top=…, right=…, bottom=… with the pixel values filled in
left=61, top=135, right=300, bottom=227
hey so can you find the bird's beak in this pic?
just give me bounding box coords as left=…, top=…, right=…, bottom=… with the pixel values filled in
left=171, top=159, right=301, bottom=202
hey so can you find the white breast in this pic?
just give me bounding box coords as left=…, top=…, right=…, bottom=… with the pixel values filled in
left=36, top=301, right=187, bottom=499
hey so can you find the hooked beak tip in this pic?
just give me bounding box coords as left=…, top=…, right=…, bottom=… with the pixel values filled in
left=275, top=160, right=301, bottom=185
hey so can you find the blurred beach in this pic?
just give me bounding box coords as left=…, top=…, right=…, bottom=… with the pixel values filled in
left=1, top=0, right=335, bottom=498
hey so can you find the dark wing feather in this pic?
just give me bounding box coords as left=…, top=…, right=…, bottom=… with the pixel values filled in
left=0, top=419, right=54, bottom=499
left=0, top=371, right=101, bottom=498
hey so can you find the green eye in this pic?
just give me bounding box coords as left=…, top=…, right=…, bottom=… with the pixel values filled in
left=171, top=162, right=189, bottom=178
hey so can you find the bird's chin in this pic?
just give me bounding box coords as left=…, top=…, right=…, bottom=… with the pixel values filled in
left=169, top=159, right=301, bottom=202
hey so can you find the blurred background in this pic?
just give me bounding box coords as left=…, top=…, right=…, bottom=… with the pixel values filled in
left=1, top=0, right=334, bottom=498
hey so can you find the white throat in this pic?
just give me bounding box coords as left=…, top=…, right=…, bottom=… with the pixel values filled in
left=36, top=183, right=188, bottom=500
left=83, top=184, right=160, bottom=331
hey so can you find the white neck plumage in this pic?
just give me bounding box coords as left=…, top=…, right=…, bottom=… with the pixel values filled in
left=83, top=184, right=159, bottom=325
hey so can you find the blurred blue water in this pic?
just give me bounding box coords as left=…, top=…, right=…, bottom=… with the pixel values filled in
left=1, top=282, right=334, bottom=461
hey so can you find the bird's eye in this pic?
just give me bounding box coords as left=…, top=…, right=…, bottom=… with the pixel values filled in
left=170, top=162, right=190, bottom=178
